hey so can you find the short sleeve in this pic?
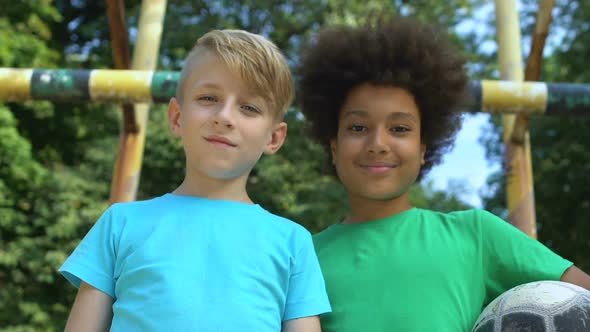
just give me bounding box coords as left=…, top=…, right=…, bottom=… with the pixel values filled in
left=59, top=207, right=119, bottom=299
left=480, top=210, right=573, bottom=300
left=283, top=230, right=332, bottom=321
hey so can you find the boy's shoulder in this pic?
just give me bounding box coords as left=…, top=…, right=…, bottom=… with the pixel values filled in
left=257, top=208, right=312, bottom=238
left=419, top=208, right=506, bottom=232
left=421, top=208, right=494, bottom=221
left=313, top=208, right=496, bottom=240
left=107, top=194, right=170, bottom=216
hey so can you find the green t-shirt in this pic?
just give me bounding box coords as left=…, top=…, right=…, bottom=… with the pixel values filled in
left=313, top=208, right=573, bottom=332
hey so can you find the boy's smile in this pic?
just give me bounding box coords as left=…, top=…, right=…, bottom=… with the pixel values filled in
left=331, top=83, right=426, bottom=220
left=359, top=162, right=399, bottom=175
left=204, top=134, right=237, bottom=148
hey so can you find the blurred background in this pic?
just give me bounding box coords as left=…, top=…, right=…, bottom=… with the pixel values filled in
left=1, top=0, right=589, bottom=330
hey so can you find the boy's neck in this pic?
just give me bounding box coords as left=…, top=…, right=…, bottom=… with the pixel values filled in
left=173, top=173, right=253, bottom=204
left=344, top=192, right=413, bottom=224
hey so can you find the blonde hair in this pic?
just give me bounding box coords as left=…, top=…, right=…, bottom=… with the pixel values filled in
left=176, top=30, right=294, bottom=119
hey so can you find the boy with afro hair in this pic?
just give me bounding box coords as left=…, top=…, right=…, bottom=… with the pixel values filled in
left=298, top=16, right=590, bottom=331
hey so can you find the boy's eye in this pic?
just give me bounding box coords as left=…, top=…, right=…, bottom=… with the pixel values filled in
left=391, top=126, right=410, bottom=133
left=197, top=96, right=217, bottom=103
left=241, top=105, right=260, bottom=114
left=349, top=124, right=367, bottom=132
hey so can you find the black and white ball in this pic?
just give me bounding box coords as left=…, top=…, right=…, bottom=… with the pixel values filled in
left=472, top=280, right=590, bottom=332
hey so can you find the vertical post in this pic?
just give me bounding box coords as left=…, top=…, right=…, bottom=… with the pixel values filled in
left=494, top=0, right=537, bottom=238
left=109, top=0, right=167, bottom=203
left=524, top=0, right=554, bottom=81
left=106, top=0, right=137, bottom=134
left=511, top=0, right=555, bottom=144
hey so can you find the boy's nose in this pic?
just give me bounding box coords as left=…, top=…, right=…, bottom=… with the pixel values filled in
left=212, top=103, right=235, bottom=128
left=213, top=118, right=233, bottom=128
left=367, top=129, right=390, bottom=154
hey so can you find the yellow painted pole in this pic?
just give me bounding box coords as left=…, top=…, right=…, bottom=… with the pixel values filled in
left=494, top=0, right=537, bottom=238
left=0, top=69, right=32, bottom=100
left=109, top=0, right=167, bottom=203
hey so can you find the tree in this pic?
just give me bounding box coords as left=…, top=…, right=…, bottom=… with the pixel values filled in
left=0, top=107, right=106, bottom=329
left=411, top=180, right=473, bottom=213
left=0, top=2, right=109, bottom=330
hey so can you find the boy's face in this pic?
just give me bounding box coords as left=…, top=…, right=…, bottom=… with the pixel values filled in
left=331, top=84, right=426, bottom=202
left=168, top=52, right=287, bottom=181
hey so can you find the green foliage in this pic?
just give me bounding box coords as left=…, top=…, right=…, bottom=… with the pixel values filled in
left=0, top=0, right=61, bottom=68
left=410, top=180, right=473, bottom=212
left=0, top=105, right=107, bottom=331
left=139, top=104, right=186, bottom=197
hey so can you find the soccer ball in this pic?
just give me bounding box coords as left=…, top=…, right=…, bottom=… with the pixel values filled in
left=472, top=280, right=590, bottom=332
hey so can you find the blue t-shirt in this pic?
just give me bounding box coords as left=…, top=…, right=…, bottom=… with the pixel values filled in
left=59, top=194, right=331, bottom=331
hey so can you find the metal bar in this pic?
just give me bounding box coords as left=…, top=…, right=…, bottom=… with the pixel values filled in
left=0, top=68, right=32, bottom=100
left=3, top=68, right=590, bottom=115
left=495, top=0, right=537, bottom=238
left=478, top=80, right=547, bottom=115
left=546, top=83, right=590, bottom=115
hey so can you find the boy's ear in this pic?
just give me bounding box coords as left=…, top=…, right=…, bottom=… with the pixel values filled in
left=330, top=138, right=337, bottom=165
left=168, top=97, right=182, bottom=136
left=264, top=121, right=288, bottom=155
left=330, top=138, right=336, bottom=166
left=420, top=144, right=427, bottom=165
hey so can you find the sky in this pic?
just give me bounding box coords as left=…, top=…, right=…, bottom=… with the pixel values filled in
left=423, top=114, right=499, bottom=207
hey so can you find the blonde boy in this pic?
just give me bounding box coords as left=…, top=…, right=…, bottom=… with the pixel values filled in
left=60, top=30, right=330, bottom=331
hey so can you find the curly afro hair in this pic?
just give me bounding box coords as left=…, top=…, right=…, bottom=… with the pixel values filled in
left=297, top=16, right=470, bottom=181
